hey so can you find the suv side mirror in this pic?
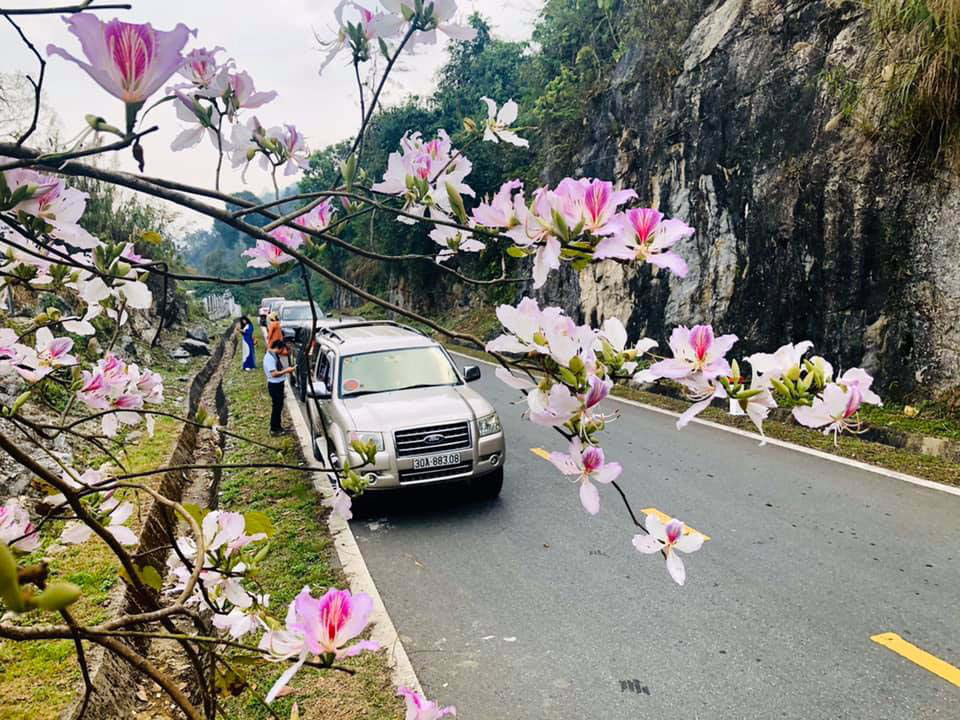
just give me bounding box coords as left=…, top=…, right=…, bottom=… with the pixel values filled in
left=463, top=365, right=481, bottom=383
left=306, top=381, right=331, bottom=399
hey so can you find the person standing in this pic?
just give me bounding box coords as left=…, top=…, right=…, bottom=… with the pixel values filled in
left=264, top=339, right=296, bottom=435
left=237, top=316, right=257, bottom=371
left=266, top=312, right=288, bottom=366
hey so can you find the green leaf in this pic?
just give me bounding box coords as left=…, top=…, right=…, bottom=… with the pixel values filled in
left=139, top=565, right=163, bottom=592
left=182, top=502, right=207, bottom=528
left=506, top=246, right=529, bottom=258
left=243, top=511, right=275, bottom=539
left=0, top=544, right=24, bottom=612
left=140, top=231, right=164, bottom=244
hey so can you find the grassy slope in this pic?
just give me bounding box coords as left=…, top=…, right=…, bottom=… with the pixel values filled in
left=446, top=343, right=960, bottom=488
left=0, top=350, right=206, bottom=720
left=218, top=358, right=402, bottom=719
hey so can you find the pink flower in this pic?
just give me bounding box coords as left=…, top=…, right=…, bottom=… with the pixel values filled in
left=527, top=384, right=581, bottom=427
left=269, top=124, right=310, bottom=176
left=47, top=14, right=195, bottom=109
left=223, top=71, right=277, bottom=119
left=548, top=438, right=622, bottom=515
left=176, top=46, right=228, bottom=93
left=480, top=97, right=528, bottom=147
left=242, top=227, right=303, bottom=268
left=792, top=383, right=865, bottom=443
left=201, top=510, right=266, bottom=554
left=3, top=169, right=98, bottom=249
left=576, top=179, right=637, bottom=235
left=472, top=179, right=524, bottom=228
left=260, top=586, right=379, bottom=703
left=397, top=687, right=457, bottom=720
left=632, top=515, right=704, bottom=586
left=294, top=199, right=337, bottom=234
left=644, top=325, right=737, bottom=382
left=594, top=207, right=692, bottom=276
left=837, top=368, right=882, bottom=406
left=16, top=327, right=76, bottom=383
left=0, top=498, right=40, bottom=553
left=321, top=1, right=384, bottom=72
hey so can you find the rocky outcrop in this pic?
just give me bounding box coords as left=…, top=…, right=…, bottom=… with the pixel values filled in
left=560, top=0, right=960, bottom=397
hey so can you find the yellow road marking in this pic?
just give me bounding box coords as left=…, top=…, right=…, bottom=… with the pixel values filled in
left=871, top=633, right=960, bottom=687
left=640, top=507, right=711, bottom=541
left=529, top=449, right=711, bottom=540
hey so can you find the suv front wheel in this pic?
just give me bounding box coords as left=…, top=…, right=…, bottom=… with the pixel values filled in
left=473, top=467, right=503, bottom=500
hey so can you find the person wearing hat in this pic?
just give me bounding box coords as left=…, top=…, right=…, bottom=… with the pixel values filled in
left=264, top=338, right=296, bottom=435
left=266, top=311, right=287, bottom=361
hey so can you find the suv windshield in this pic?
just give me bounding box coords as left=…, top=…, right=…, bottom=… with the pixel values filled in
left=282, top=305, right=323, bottom=321
left=339, top=347, right=459, bottom=396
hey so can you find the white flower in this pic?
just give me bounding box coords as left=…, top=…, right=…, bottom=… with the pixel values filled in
left=480, top=97, right=528, bottom=147
left=632, top=514, right=704, bottom=586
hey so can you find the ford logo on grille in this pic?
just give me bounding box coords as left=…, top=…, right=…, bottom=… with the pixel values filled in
left=423, top=433, right=445, bottom=444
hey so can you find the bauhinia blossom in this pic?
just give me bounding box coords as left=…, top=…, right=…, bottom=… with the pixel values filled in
left=60, top=497, right=138, bottom=546
left=430, top=224, right=485, bottom=263
left=0, top=498, right=40, bottom=552
left=548, top=437, right=622, bottom=515
left=373, top=0, right=478, bottom=44
left=47, top=14, right=195, bottom=117
left=222, top=70, right=277, bottom=119
left=76, top=353, right=164, bottom=436
left=595, top=207, right=693, bottom=277
left=175, top=46, right=229, bottom=94
left=632, top=515, right=705, bottom=586
left=2, top=169, right=98, bottom=249
left=643, top=325, right=737, bottom=382
left=527, top=383, right=581, bottom=427
left=397, top=686, right=457, bottom=720
left=260, top=586, right=379, bottom=703
left=15, top=327, right=76, bottom=383
left=242, top=227, right=304, bottom=268
left=791, top=379, right=878, bottom=443
left=480, top=97, right=528, bottom=147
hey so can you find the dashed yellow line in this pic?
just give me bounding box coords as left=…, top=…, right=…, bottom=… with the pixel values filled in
left=529, top=449, right=710, bottom=540
left=871, top=633, right=960, bottom=687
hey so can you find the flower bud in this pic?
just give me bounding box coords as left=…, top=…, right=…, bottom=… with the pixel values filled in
left=463, top=117, right=478, bottom=134
left=31, top=581, right=82, bottom=611
left=0, top=544, right=25, bottom=613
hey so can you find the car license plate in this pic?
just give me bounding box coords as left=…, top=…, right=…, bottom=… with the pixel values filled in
left=412, top=452, right=461, bottom=470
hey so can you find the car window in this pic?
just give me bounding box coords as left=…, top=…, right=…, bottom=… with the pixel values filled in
left=281, top=305, right=323, bottom=321
left=315, top=350, right=333, bottom=386
left=339, top=347, right=459, bottom=396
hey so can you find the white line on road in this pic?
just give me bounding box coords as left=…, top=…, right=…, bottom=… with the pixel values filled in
left=283, top=381, right=424, bottom=694
left=448, top=350, right=960, bottom=498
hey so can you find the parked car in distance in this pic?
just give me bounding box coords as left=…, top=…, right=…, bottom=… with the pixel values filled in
left=303, top=321, right=505, bottom=501
left=258, top=296, right=284, bottom=326
left=278, top=300, right=326, bottom=344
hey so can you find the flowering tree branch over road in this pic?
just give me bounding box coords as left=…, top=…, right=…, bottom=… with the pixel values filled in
left=0, top=0, right=884, bottom=717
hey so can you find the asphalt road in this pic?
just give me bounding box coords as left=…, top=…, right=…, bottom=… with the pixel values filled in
left=301, top=358, right=960, bottom=719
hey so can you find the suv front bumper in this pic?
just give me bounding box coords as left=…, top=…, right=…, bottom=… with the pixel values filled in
left=345, top=427, right=505, bottom=491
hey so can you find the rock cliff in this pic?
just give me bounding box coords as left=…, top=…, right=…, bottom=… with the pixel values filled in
left=553, top=0, right=959, bottom=397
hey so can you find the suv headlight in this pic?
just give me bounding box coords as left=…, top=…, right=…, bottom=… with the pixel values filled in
left=477, top=412, right=501, bottom=437
left=349, top=431, right=384, bottom=452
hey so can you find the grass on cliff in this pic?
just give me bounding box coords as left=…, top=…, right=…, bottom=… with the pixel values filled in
left=0, top=349, right=205, bottom=720
left=445, top=343, right=960, bottom=488
left=217, top=357, right=402, bottom=720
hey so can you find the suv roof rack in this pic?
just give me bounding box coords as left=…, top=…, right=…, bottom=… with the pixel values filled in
left=315, top=320, right=425, bottom=342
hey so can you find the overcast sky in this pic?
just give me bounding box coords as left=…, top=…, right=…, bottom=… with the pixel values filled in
left=1, top=0, right=543, bottom=202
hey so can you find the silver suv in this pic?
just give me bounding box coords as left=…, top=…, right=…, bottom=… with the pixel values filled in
left=303, top=321, right=505, bottom=499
